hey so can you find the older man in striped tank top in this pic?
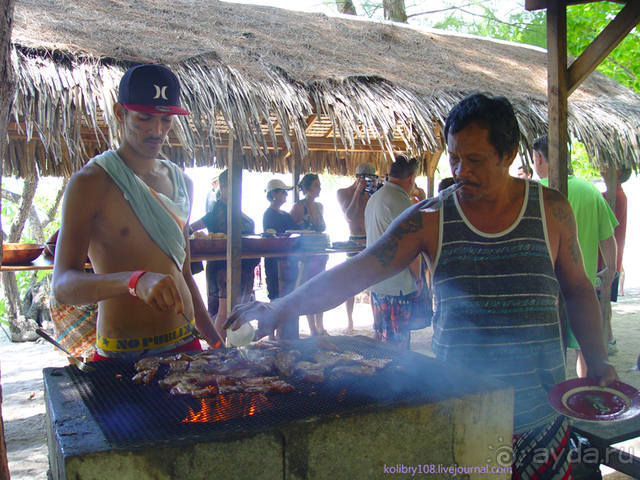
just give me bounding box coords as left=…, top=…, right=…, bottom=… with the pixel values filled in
left=227, top=94, right=618, bottom=480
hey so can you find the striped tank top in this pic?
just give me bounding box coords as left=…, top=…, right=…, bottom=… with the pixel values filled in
left=432, top=180, right=565, bottom=433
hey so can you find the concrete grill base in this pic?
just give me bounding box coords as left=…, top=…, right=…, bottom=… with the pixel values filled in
left=45, top=362, right=513, bottom=480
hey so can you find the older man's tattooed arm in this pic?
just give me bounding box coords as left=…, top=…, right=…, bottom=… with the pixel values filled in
left=270, top=206, right=429, bottom=319
left=368, top=209, right=425, bottom=268
left=548, top=189, right=582, bottom=266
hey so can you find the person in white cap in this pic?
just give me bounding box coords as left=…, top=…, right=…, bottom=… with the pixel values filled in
left=52, top=64, right=222, bottom=361
left=204, top=174, right=221, bottom=213
left=263, top=178, right=299, bottom=339
left=336, top=162, right=378, bottom=333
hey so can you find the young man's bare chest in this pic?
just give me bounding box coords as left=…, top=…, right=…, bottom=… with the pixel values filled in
left=137, top=162, right=175, bottom=198
left=88, top=165, right=180, bottom=272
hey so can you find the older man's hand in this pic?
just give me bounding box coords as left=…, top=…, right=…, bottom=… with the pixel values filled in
left=224, top=300, right=284, bottom=340
left=588, top=360, right=619, bottom=387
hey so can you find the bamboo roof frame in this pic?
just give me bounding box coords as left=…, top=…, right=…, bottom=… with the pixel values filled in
left=5, top=0, right=640, bottom=179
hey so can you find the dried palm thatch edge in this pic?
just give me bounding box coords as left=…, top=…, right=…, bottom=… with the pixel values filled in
left=6, top=46, right=640, bottom=179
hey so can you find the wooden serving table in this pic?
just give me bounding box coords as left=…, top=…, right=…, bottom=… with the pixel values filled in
left=0, top=247, right=364, bottom=272
left=1, top=255, right=57, bottom=272
left=190, top=246, right=363, bottom=262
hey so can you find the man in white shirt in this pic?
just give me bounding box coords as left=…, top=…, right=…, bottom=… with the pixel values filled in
left=364, top=154, right=423, bottom=348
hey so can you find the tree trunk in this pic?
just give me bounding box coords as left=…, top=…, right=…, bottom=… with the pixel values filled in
left=8, top=175, right=38, bottom=243
left=1, top=0, right=17, bottom=474
left=2, top=176, right=38, bottom=334
left=383, top=0, right=407, bottom=22
left=335, top=0, right=357, bottom=15
left=1, top=177, right=67, bottom=244
left=1, top=178, right=65, bottom=341
left=1, top=272, right=19, bottom=322
left=1, top=0, right=16, bottom=256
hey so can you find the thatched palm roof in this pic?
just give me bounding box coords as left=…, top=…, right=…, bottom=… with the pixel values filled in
left=6, top=0, right=640, bottom=178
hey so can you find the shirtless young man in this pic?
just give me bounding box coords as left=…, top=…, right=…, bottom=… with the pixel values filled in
left=228, top=94, right=617, bottom=479
left=53, top=64, right=222, bottom=360
left=336, top=163, right=377, bottom=333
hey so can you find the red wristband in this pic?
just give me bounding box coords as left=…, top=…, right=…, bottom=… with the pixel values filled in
left=128, top=270, right=148, bottom=297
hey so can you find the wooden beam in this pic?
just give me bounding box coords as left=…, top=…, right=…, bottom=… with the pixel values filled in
left=568, top=1, right=640, bottom=96
left=8, top=122, right=412, bottom=155
left=210, top=136, right=410, bottom=154
left=526, top=0, right=627, bottom=11
left=547, top=3, right=569, bottom=196
left=226, top=137, right=243, bottom=322
left=305, top=114, right=318, bottom=133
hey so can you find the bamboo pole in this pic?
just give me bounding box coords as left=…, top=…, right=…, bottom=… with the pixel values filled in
left=226, top=138, right=243, bottom=314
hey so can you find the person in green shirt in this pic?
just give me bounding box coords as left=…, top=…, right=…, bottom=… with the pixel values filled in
left=532, top=135, right=617, bottom=377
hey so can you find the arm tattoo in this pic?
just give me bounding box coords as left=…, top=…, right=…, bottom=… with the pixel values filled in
left=568, top=237, right=581, bottom=264
left=369, top=211, right=424, bottom=268
left=551, top=203, right=574, bottom=233
left=547, top=189, right=581, bottom=264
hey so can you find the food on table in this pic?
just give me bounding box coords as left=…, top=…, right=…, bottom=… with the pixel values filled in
left=191, top=231, right=226, bottom=239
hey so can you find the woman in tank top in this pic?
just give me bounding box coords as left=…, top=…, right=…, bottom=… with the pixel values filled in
left=290, top=174, right=328, bottom=335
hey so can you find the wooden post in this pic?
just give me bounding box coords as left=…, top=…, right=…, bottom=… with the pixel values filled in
left=226, top=138, right=243, bottom=313
left=1, top=0, right=16, bottom=478
left=546, top=3, right=569, bottom=197
left=426, top=174, right=435, bottom=198
left=424, top=151, right=441, bottom=198
left=602, top=166, right=617, bottom=210
left=281, top=144, right=301, bottom=341
left=292, top=150, right=300, bottom=203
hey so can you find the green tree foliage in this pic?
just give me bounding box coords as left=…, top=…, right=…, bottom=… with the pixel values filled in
left=330, top=1, right=637, bottom=93
left=565, top=2, right=639, bottom=93
left=429, top=1, right=639, bottom=95
left=431, top=1, right=546, bottom=47
left=425, top=1, right=638, bottom=173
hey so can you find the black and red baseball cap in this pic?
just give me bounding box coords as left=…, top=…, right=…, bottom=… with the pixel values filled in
left=118, top=64, right=190, bottom=116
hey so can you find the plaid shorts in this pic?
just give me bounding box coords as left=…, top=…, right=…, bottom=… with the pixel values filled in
left=370, top=291, right=412, bottom=349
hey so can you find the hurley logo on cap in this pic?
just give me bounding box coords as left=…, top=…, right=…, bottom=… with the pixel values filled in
left=118, top=64, right=190, bottom=116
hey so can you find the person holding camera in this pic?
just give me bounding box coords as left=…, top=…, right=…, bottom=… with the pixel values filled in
left=364, top=154, right=424, bottom=349
left=337, top=163, right=378, bottom=333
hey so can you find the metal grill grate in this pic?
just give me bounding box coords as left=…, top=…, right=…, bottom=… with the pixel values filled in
left=66, top=336, right=476, bottom=450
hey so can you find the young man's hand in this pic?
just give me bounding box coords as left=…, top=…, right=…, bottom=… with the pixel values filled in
left=136, top=272, right=184, bottom=313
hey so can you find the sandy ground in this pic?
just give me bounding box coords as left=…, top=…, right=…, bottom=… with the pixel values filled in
left=1, top=285, right=639, bottom=479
